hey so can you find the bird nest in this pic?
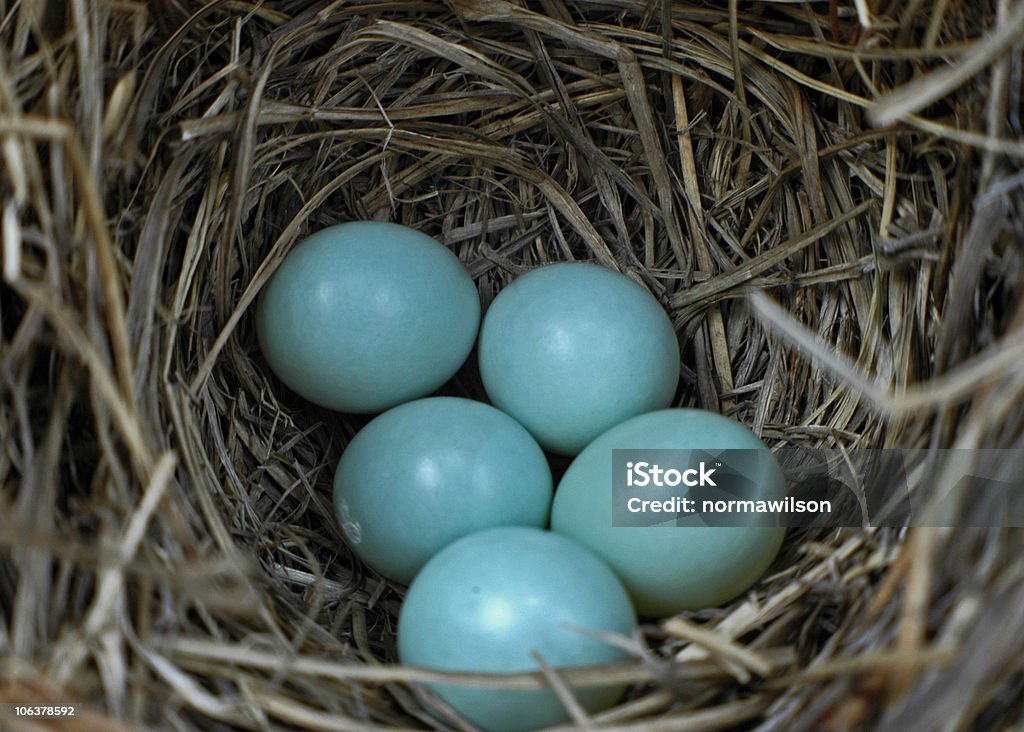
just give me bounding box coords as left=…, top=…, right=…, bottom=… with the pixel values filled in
left=2, top=0, right=1024, bottom=729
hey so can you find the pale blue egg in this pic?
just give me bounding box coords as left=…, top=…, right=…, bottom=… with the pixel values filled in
left=333, top=398, right=553, bottom=584
left=478, top=263, right=679, bottom=455
left=551, top=409, right=786, bottom=617
left=398, top=527, right=637, bottom=732
left=257, top=221, right=480, bottom=413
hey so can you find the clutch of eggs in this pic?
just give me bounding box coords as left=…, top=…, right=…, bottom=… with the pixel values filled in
left=256, top=226, right=788, bottom=729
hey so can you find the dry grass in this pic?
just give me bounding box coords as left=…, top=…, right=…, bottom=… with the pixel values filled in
left=1, top=0, right=1023, bottom=729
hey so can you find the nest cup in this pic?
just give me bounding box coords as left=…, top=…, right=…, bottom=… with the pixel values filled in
left=3, top=0, right=1024, bottom=729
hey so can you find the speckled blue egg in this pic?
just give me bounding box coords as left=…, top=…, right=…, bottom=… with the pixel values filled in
left=398, top=527, right=637, bottom=732
left=478, top=263, right=680, bottom=455
left=551, top=409, right=786, bottom=617
left=333, top=397, right=553, bottom=584
left=256, top=221, right=480, bottom=413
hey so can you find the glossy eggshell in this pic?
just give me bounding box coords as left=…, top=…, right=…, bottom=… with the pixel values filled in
left=477, top=263, right=680, bottom=455
left=550, top=409, right=786, bottom=617
left=256, top=221, right=480, bottom=413
left=333, top=398, right=553, bottom=584
left=398, top=527, right=637, bottom=732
